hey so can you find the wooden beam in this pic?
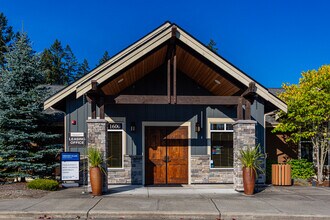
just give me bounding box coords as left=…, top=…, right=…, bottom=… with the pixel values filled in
left=237, top=97, right=243, bottom=120
left=91, top=80, right=98, bottom=92
left=242, top=81, right=257, bottom=102
left=167, top=59, right=171, bottom=103
left=113, top=95, right=168, bottom=104
left=175, top=96, right=241, bottom=105
left=171, top=26, right=177, bottom=37
left=173, top=54, right=177, bottom=104
left=106, top=95, right=242, bottom=105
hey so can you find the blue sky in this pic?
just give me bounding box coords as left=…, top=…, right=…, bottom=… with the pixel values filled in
left=1, top=0, right=329, bottom=88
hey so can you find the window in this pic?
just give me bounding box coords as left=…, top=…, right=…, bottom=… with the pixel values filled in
left=108, top=131, right=122, bottom=168
left=300, top=141, right=313, bottom=162
left=210, top=123, right=233, bottom=168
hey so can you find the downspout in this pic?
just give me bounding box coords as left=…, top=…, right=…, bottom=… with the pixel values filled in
left=264, top=110, right=277, bottom=156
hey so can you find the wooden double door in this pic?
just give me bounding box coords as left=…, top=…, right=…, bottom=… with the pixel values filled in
left=145, top=126, right=188, bottom=185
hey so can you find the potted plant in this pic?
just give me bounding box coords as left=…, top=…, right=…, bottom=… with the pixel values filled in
left=88, top=146, right=104, bottom=196
left=239, top=144, right=264, bottom=195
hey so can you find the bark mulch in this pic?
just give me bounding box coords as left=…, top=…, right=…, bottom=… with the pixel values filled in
left=0, top=182, right=49, bottom=199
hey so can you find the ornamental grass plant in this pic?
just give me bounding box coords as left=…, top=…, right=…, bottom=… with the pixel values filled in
left=239, top=144, right=264, bottom=176
left=88, top=146, right=103, bottom=168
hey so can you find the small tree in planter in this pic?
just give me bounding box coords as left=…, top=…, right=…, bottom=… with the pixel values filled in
left=239, top=145, right=264, bottom=195
left=87, top=146, right=104, bottom=196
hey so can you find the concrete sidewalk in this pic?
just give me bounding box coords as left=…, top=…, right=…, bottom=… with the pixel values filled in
left=0, top=184, right=329, bottom=219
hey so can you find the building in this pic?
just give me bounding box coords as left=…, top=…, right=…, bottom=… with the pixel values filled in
left=44, top=22, right=287, bottom=191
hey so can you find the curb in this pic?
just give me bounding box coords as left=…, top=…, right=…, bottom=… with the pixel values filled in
left=0, top=211, right=87, bottom=220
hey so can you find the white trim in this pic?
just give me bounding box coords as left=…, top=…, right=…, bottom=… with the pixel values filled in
left=44, top=22, right=171, bottom=110
left=105, top=117, right=126, bottom=170
left=207, top=118, right=235, bottom=170
left=142, top=121, right=191, bottom=185
left=76, top=29, right=172, bottom=98
left=176, top=27, right=287, bottom=112
left=44, top=23, right=287, bottom=113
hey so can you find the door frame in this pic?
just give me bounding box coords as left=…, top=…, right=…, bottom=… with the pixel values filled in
left=142, top=121, right=191, bottom=185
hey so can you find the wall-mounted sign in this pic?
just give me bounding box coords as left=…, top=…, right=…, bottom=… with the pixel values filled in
left=68, top=132, right=86, bottom=147
left=108, top=123, right=122, bottom=130
left=61, top=152, right=80, bottom=181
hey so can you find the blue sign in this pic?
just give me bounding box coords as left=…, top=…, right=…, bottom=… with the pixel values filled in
left=61, top=152, right=80, bottom=161
left=61, top=152, right=80, bottom=181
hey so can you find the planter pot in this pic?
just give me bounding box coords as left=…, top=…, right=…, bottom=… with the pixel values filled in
left=243, top=167, right=256, bottom=195
left=90, top=167, right=102, bottom=196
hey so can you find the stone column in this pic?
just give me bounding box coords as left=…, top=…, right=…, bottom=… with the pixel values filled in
left=87, top=119, right=108, bottom=193
left=233, top=120, right=257, bottom=191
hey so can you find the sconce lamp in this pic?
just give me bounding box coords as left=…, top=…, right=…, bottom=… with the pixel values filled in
left=195, top=122, right=201, bottom=133
left=130, top=122, right=136, bottom=132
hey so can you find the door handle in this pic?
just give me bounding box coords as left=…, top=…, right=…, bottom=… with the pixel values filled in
left=163, top=156, right=171, bottom=162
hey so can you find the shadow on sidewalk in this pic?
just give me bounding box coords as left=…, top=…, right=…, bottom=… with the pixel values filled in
left=106, top=185, right=144, bottom=195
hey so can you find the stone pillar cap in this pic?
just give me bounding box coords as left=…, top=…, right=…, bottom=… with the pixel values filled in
left=234, top=120, right=257, bottom=125
left=86, top=119, right=108, bottom=123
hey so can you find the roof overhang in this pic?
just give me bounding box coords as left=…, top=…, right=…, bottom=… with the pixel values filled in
left=44, top=22, right=287, bottom=112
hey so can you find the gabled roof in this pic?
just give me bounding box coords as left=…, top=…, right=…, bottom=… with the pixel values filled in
left=44, top=21, right=287, bottom=112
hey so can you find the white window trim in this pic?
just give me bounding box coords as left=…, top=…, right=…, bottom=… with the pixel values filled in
left=207, top=118, right=235, bottom=170
left=106, top=117, right=126, bottom=170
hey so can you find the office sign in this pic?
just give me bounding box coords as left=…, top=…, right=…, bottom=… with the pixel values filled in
left=108, top=123, right=122, bottom=130
left=61, top=152, right=80, bottom=181
left=68, top=132, right=86, bottom=147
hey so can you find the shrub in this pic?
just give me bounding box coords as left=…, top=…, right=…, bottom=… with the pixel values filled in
left=27, top=179, right=59, bottom=191
left=287, top=159, right=315, bottom=180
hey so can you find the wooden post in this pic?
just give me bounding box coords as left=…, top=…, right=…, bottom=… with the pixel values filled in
left=91, top=96, right=96, bottom=119
left=99, top=96, right=105, bottom=119
left=237, top=97, right=243, bottom=120
left=245, top=100, right=251, bottom=120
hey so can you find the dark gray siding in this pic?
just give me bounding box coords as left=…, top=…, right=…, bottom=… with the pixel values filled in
left=65, top=93, right=91, bottom=155
left=64, top=67, right=265, bottom=156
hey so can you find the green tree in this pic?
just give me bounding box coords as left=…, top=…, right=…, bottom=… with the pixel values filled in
left=64, top=45, right=78, bottom=84
left=0, top=12, right=14, bottom=67
left=273, top=65, right=330, bottom=183
left=41, top=40, right=81, bottom=85
left=207, top=39, right=218, bottom=53
left=75, top=58, right=90, bottom=80
left=0, top=33, right=62, bottom=180
left=98, top=50, right=110, bottom=65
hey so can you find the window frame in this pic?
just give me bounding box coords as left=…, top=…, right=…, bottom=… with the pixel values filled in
left=207, top=118, right=235, bottom=170
left=106, top=117, right=126, bottom=170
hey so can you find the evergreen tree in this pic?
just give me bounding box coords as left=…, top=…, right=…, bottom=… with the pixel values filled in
left=64, top=45, right=78, bottom=84
left=41, top=40, right=81, bottom=85
left=40, top=48, right=53, bottom=84
left=207, top=39, right=218, bottom=53
left=0, top=12, right=14, bottom=67
left=75, top=59, right=90, bottom=80
left=98, top=50, right=110, bottom=65
left=41, top=39, right=67, bottom=85
left=0, top=33, right=62, bottom=180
